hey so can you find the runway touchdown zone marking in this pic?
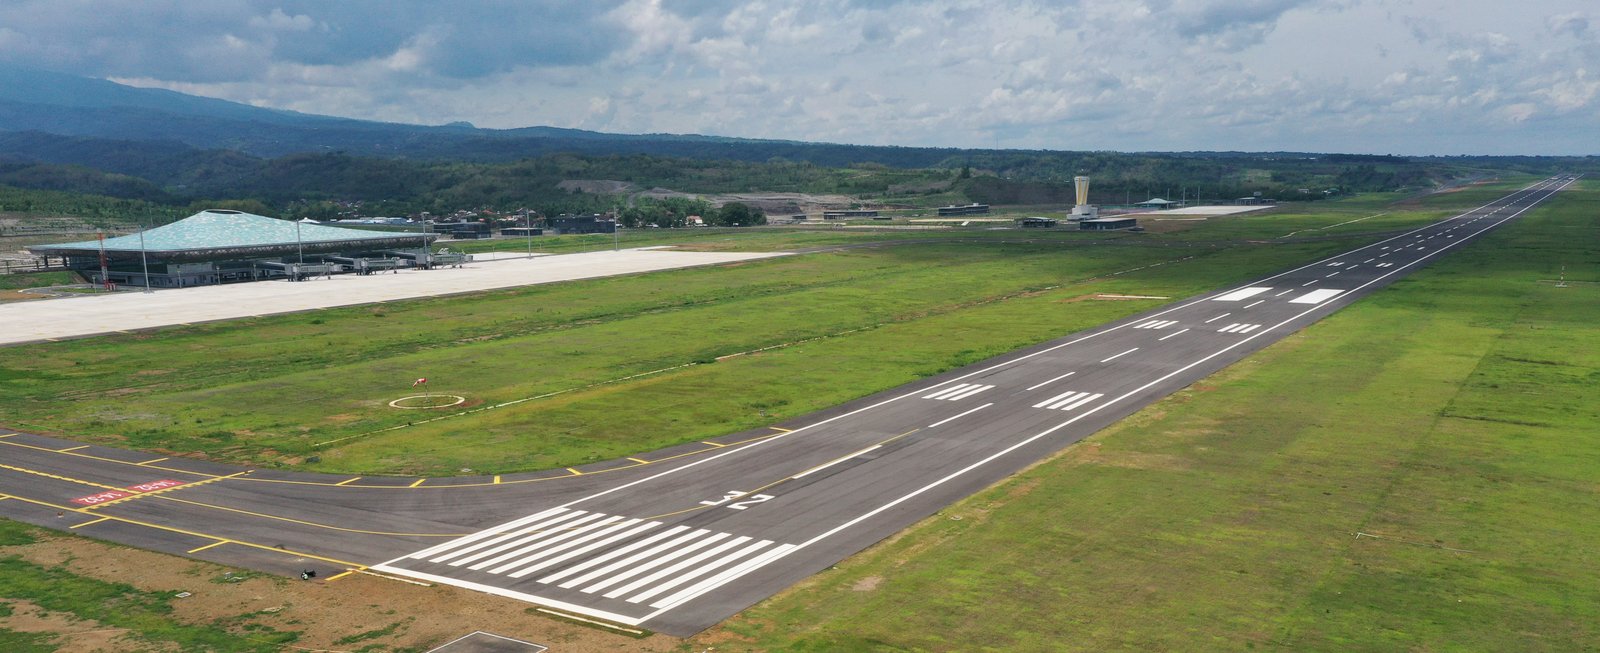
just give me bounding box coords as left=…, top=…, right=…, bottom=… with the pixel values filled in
left=1031, top=390, right=1105, bottom=412
left=1133, top=319, right=1178, bottom=330
left=922, top=384, right=994, bottom=401
left=1217, top=323, right=1263, bottom=334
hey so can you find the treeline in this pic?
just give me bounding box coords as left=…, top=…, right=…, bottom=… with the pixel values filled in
left=617, top=198, right=765, bottom=228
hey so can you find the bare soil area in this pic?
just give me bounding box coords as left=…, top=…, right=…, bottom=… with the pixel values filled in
left=3, top=530, right=679, bottom=652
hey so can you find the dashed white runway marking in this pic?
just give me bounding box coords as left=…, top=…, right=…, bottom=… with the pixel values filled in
left=929, top=402, right=994, bottom=428
left=1244, top=299, right=1266, bottom=309
left=1100, top=347, right=1138, bottom=363
left=1133, top=319, right=1179, bottom=330
left=1213, top=287, right=1273, bottom=301
left=1290, top=288, right=1345, bottom=304
left=1217, top=323, right=1263, bottom=334
left=1274, top=289, right=1295, bottom=297
left=1204, top=313, right=1230, bottom=323
left=1301, top=280, right=1318, bottom=287
left=1026, top=371, right=1076, bottom=391
left=1327, top=262, right=1344, bottom=267
left=1326, top=271, right=1340, bottom=278
left=923, top=384, right=995, bottom=401
left=1374, top=262, right=1394, bottom=268
left=1032, top=390, right=1105, bottom=412
left=1158, top=328, right=1190, bottom=341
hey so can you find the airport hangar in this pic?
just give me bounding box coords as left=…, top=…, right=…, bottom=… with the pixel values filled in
left=28, top=209, right=467, bottom=288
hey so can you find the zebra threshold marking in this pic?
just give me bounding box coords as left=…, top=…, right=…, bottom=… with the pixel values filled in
left=373, top=507, right=797, bottom=626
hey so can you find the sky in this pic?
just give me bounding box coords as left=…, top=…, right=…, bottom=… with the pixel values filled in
left=0, top=0, right=1596, bottom=155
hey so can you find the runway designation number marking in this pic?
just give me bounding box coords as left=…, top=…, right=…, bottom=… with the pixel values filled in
left=700, top=491, right=775, bottom=510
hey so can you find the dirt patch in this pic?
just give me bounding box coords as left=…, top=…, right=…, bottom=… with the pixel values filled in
left=1056, top=441, right=1192, bottom=471
left=0, top=599, right=150, bottom=652
left=1058, top=293, right=1167, bottom=303
left=5, top=531, right=679, bottom=652
left=851, top=575, right=884, bottom=592
left=0, top=289, right=46, bottom=303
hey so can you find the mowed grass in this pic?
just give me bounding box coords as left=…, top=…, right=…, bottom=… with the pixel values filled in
left=0, top=186, right=1531, bottom=475
left=691, top=181, right=1599, bottom=651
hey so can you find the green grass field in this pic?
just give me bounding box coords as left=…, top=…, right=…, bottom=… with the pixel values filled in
left=688, top=180, right=1599, bottom=651
left=0, top=181, right=1542, bottom=476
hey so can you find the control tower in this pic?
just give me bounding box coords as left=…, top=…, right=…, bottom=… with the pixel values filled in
left=1070, top=175, right=1098, bottom=219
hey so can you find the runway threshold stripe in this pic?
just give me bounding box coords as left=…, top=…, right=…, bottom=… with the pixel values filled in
left=1026, top=371, right=1075, bottom=391
left=434, top=510, right=596, bottom=565
left=929, top=403, right=993, bottom=428
left=418, top=508, right=574, bottom=562
left=495, top=520, right=660, bottom=577
left=581, top=532, right=733, bottom=594
left=536, top=526, right=692, bottom=584
left=616, top=536, right=754, bottom=602
left=469, top=515, right=628, bottom=571
left=453, top=512, right=614, bottom=568
left=558, top=528, right=710, bottom=590
left=648, top=543, right=798, bottom=610
left=626, top=539, right=775, bottom=604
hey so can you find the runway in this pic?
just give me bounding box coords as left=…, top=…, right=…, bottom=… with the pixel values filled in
left=0, top=177, right=1575, bottom=636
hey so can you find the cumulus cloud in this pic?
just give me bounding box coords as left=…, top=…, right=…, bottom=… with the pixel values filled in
left=0, top=0, right=1594, bottom=154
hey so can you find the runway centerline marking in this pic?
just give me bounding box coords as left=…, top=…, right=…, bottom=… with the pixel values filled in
left=1100, top=348, right=1138, bottom=363
left=1158, top=328, right=1190, bottom=341
left=1026, top=371, right=1076, bottom=391
left=929, top=403, right=994, bottom=429
left=1204, top=313, right=1230, bottom=323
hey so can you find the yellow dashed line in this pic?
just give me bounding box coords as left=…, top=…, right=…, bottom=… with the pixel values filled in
left=408, top=478, right=426, bottom=488
left=0, top=493, right=366, bottom=569
left=335, top=476, right=362, bottom=486
left=154, top=496, right=466, bottom=537
left=70, top=517, right=110, bottom=529
left=627, top=457, right=649, bottom=464
left=187, top=540, right=229, bottom=554
left=0, top=461, right=128, bottom=492
left=566, top=467, right=583, bottom=476
left=138, top=457, right=168, bottom=465
left=58, top=445, right=89, bottom=452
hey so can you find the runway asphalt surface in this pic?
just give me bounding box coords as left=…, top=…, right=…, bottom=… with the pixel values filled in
left=0, top=177, right=1575, bottom=636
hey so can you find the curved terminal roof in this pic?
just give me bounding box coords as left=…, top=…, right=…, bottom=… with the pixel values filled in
left=30, top=210, right=434, bottom=261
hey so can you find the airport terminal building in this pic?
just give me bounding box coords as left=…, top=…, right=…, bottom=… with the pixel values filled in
left=29, top=209, right=444, bottom=288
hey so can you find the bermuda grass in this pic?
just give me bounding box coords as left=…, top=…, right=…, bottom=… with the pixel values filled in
left=0, top=187, right=1532, bottom=476
left=689, top=181, right=1599, bottom=651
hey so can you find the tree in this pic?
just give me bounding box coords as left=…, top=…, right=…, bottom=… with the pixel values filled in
left=715, top=202, right=766, bottom=227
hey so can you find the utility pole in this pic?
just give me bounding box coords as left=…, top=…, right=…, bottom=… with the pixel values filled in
left=138, top=222, right=152, bottom=292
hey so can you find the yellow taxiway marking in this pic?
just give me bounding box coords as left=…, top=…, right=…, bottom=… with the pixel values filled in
left=335, top=476, right=362, bottom=486
left=187, top=540, right=230, bottom=554
left=324, top=569, right=359, bottom=582
left=493, top=475, right=502, bottom=485
left=58, top=445, right=90, bottom=452
left=70, top=517, right=110, bottom=529
left=408, top=478, right=426, bottom=488
left=1, top=425, right=793, bottom=490
left=0, top=492, right=366, bottom=569
left=155, top=495, right=466, bottom=537
left=0, top=461, right=128, bottom=493
left=86, top=471, right=248, bottom=510
left=137, top=457, right=168, bottom=465
left=769, top=426, right=794, bottom=432
left=0, top=433, right=16, bottom=439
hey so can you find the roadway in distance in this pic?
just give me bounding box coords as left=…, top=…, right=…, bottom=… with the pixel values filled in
left=0, top=177, right=1575, bottom=636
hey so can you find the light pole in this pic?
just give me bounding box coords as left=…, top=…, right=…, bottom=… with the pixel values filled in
left=138, top=221, right=152, bottom=292
left=525, top=209, right=534, bottom=259
left=294, top=218, right=304, bottom=281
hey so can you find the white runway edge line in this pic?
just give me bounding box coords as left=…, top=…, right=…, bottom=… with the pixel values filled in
left=620, top=178, right=1578, bottom=624
left=371, top=178, right=1573, bottom=626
